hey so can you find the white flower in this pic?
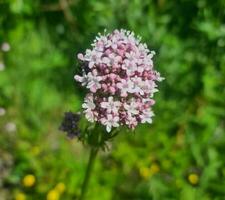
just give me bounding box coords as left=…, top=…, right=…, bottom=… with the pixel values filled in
left=101, top=114, right=119, bottom=132
left=84, top=109, right=96, bottom=122
left=0, top=108, right=6, bottom=116
left=155, top=71, right=165, bottom=81
left=138, top=43, right=149, bottom=54
left=1, top=42, right=10, bottom=52
left=0, top=62, right=5, bottom=71
left=99, top=35, right=111, bottom=48
left=110, top=36, right=120, bottom=49
left=143, top=56, right=153, bottom=68
left=137, top=80, right=158, bottom=96
left=86, top=71, right=102, bottom=92
left=140, top=109, right=154, bottom=123
left=125, top=114, right=138, bottom=128
left=131, top=76, right=143, bottom=94
left=93, top=33, right=111, bottom=49
left=100, top=96, right=121, bottom=113
left=82, top=94, right=95, bottom=110
left=74, top=72, right=88, bottom=86
left=122, top=61, right=137, bottom=75
left=82, top=94, right=97, bottom=122
left=124, top=99, right=139, bottom=115
left=123, top=31, right=136, bottom=44
left=84, top=49, right=103, bottom=68
left=93, top=35, right=109, bottom=51
left=117, top=79, right=135, bottom=97
left=125, top=51, right=138, bottom=63
left=102, top=53, right=121, bottom=66
left=5, top=122, right=16, bottom=132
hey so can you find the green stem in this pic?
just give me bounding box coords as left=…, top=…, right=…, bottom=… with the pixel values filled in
left=79, top=147, right=98, bottom=200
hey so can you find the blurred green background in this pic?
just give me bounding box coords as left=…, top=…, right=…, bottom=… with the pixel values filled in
left=0, top=0, right=225, bottom=199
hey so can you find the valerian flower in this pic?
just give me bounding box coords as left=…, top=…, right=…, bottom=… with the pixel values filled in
left=74, top=29, right=163, bottom=132
left=59, top=30, right=164, bottom=200
left=100, top=96, right=121, bottom=113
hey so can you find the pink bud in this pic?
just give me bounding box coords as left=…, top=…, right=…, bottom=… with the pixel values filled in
left=109, top=86, right=116, bottom=94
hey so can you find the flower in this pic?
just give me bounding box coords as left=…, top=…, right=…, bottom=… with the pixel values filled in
left=1, top=42, right=10, bottom=52
left=0, top=107, right=6, bottom=116
left=139, top=167, right=150, bottom=179
left=75, top=29, right=163, bottom=132
left=101, top=114, right=119, bottom=132
left=5, top=122, right=17, bottom=132
left=140, top=109, right=154, bottom=123
left=139, top=163, right=160, bottom=179
left=117, top=79, right=135, bottom=97
left=149, top=163, right=160, bottom=174
left=188, top=173, right=199, bottom=185
left=55, top=182, right=66, bottom=194
left=47, top=189, right=60, bottom=200
left=74, top=73, right=88, bottom=86
left=82, top=94, right=97, bottom=122
left=59, top=112, right=80, bottom=138
left=86, top=71, right=102, bottom=93
left=0, top=62, right=5, bottom=71
left=124, top=99, right=139, bottom=115
left=82, top=94, right=96, bottom=110
left=22, top=174, right=36, bottom=187
left=101, top=96, right=121, bottom=113
left=15, top=192, right=26, bottom=200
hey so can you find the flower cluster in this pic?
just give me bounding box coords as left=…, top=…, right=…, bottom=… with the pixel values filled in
left=59, top=112, right=80, bottom=138
left=75, top=29, right=163, bottom=132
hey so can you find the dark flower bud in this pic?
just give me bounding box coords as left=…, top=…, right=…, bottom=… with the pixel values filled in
left=59, top=112, right=80, bottom=139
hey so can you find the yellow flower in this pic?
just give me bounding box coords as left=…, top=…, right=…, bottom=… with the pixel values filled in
left=149, top=163, right=160, bottom=175
left=188, top=173, right=199, bottom=185
left=140, top=163, right=160, bottom=179
left=23, top=174, right=36, bottom=187
left=47, top=189, right=60, bottom=200
left=55, top=182, right=66, bottom=194
left=139, top=167, right=150, bottom=179
left=15, top=192, right=26, bottom=200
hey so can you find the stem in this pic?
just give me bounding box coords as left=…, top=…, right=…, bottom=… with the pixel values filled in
left=79, top=147, right=98, bottom=200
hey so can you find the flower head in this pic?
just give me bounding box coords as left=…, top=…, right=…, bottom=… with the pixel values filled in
left=188, top=173, right=199, bottom=185
left=47, top=189, right=60, bottom=200
left=1, top=42, right=10, bottom=52
left=75, top=29, right=163, bottom=132
left=15, top=192, right=26, bottom=200
left=22, top=174, right=36, bottom=187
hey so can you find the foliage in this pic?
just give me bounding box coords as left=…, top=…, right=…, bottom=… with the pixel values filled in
left=0, top=0, right=225, bottom=199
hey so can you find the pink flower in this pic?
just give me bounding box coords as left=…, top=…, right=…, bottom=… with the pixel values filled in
left=101, top=114, right=119, bottom=132
left=125, top=114, right=138, bottom=129
left=124, top=99, right=139, bottom=115
left=82, top=94, right=95, bottom=110
left=82, top=94, right=97, bottom=122
left=75, top=29, right=163, bottom=132
left=102, top=53, right=121, bottom=66
left=101, top=96, right=121, bottom=113
left=84, top=49, right=103, bottom=68
left=140, top=109, right=154, bottom=123
left=117, top=79, right=135, bottom=97
left=86, top=71, right=102, bottom=93
left=74, top=73, right=88, bottom=86
left=84, top=109, right=96, bottom=122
